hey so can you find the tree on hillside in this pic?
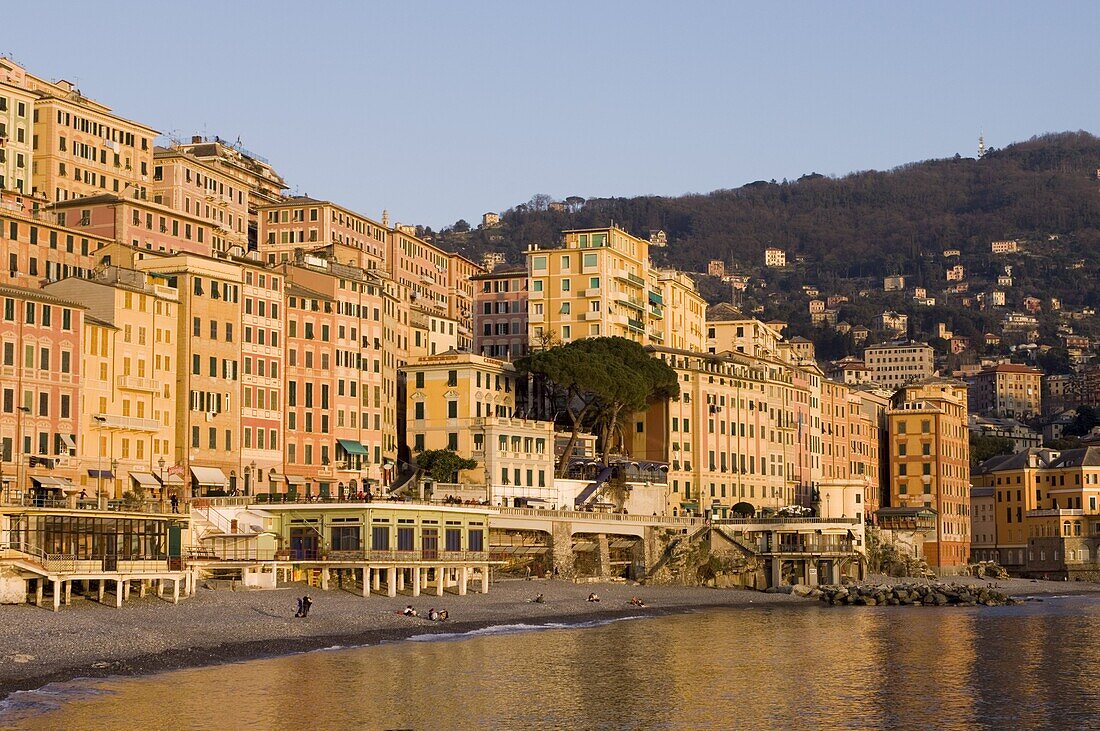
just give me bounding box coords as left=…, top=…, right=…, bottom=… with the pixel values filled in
left=518, top=337, right=680, bottom=474
left=969, top=434, right=1015, bottom=468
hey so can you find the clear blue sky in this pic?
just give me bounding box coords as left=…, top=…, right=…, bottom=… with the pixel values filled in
left=5, top=2, right=1099, bottom=227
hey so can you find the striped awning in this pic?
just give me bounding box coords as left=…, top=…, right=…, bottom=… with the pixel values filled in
left=130, top=472, right=161, bottom=488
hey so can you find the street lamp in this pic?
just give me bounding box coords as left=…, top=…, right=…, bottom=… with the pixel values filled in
left=249, top=460, right=257, bottom=497
left=158, top=456, right=167, bottom=513
left=110, top=458, right=119, bottom=506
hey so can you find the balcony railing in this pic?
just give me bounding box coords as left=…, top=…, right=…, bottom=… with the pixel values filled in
left=116, top=375, right=161, bottom=393
left=93, top=414, right=162, bottom=431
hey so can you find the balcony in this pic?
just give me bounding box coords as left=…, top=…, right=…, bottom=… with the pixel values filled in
left=617, top=295, right=645, bottom=311
left=649, top=305, right=664, bottom=319
left=626, top=318, right=645, bottom=333
left=615, top=272, right=645, bottom=288
left=117, top=375, right=161, bottom=393
left=584, top=310, right=602, bottom=321
left=93, top=414, right=162, bottom=432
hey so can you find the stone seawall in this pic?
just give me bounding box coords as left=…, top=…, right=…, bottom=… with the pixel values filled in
left=816, top=582, right=1019, bottom=607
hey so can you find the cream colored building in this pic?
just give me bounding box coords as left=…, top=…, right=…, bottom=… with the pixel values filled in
left=46, top=267, right=179, bottom=500
left=706, top=303, right=782, bottom=358
left=0, top=59, right=36, bottom=195
left=863, top=340, right=934, bottom=388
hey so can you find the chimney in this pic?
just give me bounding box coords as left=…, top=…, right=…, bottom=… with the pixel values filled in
left=191, top=135, right=202, bottom=144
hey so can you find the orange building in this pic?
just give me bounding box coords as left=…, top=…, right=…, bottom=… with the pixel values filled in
left=886, top=377, right=971, bottom=571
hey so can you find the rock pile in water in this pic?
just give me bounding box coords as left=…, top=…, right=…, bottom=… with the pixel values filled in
left=815, top=582, right=1019, bottom=607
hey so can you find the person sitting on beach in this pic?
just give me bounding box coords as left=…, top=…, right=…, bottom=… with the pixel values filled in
left=629, top=596, right=646, bottom=607
left=428, top=608, right=440, bottom=621
left=587, top=593, right=600, bottom=603
left=438, top=609, right=448, bottom=621
left=295, top=596, right=305, bottom=617
left=300, top=595, right=313, bottom=618
left=403, top=605, right=417, bottom=617
left=529, top=593, right=544, bottom=603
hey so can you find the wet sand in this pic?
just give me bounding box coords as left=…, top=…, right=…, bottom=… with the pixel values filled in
left=0, top=575, right=1095, bottom=700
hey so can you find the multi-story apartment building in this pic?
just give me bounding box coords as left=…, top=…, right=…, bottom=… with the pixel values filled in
left=258, top=197, right=386, bottom=268
left=239, top=265, right=283, bottom=497
left=152, top=147, right=250, bottom=256
left=764, top=247, right=786, bottom=267
left=51, top=194, right=215, bottom=257
left=446, top=253, right=481, bottom=350
left=471, top=267, right=528, bottom=360
left=385, top=227, right=481, bottom=322
left=134, top=254, right=242, bottom=495
left=402, top=352, right=555, bottom=501
left=0, top=191, right=106, bottom=287
left=632, top=347, right=811, bottom=517
left=174, top=136, right=287, bottom=248
left=965, top=363, right=1042, bottom=418
left=886, top=377, right=971, bottom=570
left=864, top=340, right=934, bottom=388
left=655, top=270, right=706, bottom=352
left=0, top=59, right=36, bottom=195
left=706, top=304, right=783, bottom=358
left=46, top=267, right=178, bottom=501
left=527, top=227, right=703, bottom=349
left=0, top=285, right=84, bottom=500
left=970, top=486, right=997, bottom=562
left=0, top=58, right=158, bottom=203
left=281, top=281, right=335, bottom=497
left=971, top=448, right=1055, bottom=571
left=409, top=305, right=460, bottom=359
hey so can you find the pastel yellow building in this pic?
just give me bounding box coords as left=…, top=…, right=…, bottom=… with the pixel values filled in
left=46, top=267, right=179, bottom=501
left=526, top=226, right=704, bottom=350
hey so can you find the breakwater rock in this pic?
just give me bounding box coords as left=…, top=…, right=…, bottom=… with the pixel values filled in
left=816, top=582, right=1021, bottom=607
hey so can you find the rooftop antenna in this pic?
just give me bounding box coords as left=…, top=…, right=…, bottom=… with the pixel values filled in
left=978, top=131, right=986, bottom=159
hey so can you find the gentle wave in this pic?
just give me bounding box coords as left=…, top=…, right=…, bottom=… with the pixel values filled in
left=0, top=680, right=114, bottom=718
left=405, top=614, right=647, bottom=642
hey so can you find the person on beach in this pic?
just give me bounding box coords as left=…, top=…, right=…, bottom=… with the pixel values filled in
left=295, top=596, right=304, bottom=617
left=439, top=609, right=448, bottom=621
left=403, top=605, right=418, bottom=617
left=524, top=566, right=532, bottom=580
left=587, top=593, right=600, bottom=603
left=530, top=593, right=544, bottom=603
left=300, top=595, right=313, bottom=618
left=428, top=608, right=439, bottom=621
left=629, top=597, right=646, bottom=607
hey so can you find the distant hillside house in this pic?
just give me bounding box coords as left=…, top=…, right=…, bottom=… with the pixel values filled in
left=863, top=340, right=935, bottom=387
left=946, top=264, right=965, bottom=282
left=481, top=212, right=501, bottom=227
left=943, top=249, right=961, bottom=258
left=991, top=240, right=1020, bottom=254
left=883, top=274, right=906, bottom=291
left=649, top=230, right=667, bottom=247
left=707, top=259, right=726, bottom=278
left=764, top=247, right=786, bottom=268
left=875, top=310, right=908, bottom=335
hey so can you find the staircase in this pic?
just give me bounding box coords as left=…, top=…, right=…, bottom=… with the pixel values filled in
left=386, top=462, right=419, bottom=496
left=573, top=466, right=614, bottom=508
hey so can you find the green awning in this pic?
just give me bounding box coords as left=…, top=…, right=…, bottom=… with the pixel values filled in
left=648, top=291, right=664, bottom=305
left=337, top=438, right=369, bottom=456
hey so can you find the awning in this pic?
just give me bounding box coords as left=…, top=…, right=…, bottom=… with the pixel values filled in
left=87, top=469, right=114, bottom=479
left=648, top=291, right=664, bottom=305
left=523, top=498, right=550, bottom=504
left=55, top=477, right=79, bottom=494
left=30, top=476, right=63, bottom=488
left=269, top=472, right=286, bottom=482
left=337, top=439, right=369, bottom=456
left=285, top=475, right=306, bottom=486
left=164, top=474, right=185, bottom=485
left=191, top=467, right=228, bottom=486
left=130, top=472, right=160, bottom=488
left=60, top=434, right=77, bottom=451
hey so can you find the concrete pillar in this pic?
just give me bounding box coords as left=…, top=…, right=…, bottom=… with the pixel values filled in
left=123, top=580, right=131, bottom=601
left=386, top=567, right=397, bottom=597
left=52, top=579, right=61, bottom=612
left=422, top=569, right=430, bottom=589
left=116, top=580, right=124, bottom=608
left=173, top=577, right=180, bottom=604
left=436, top=566, right=445, bottom=596
left=481, top=565, right=490, bottom=593
left=595, top=533, right=612, bottom=579
left=35, top=579, right=43, bottom=608
left=139, top=580, right=147, bottom=599
left=157, top=579, right=165, bottom=598
left=411, top=567, right=420, bottom=597
left=550, top=522, right=575, bottom=579
left=397, top=569, right=405, bottom=592
left=321, top=567, right=330, bottom=591
left=361, top=567, right=370, bottom=598
left=372, top=569, right=381, bottom=591
left=459, top=567, right=468, bottom=596
left=769, top=558, right=782, bottom=589
left=98, top=579, right=105, bottom=604
left=65, top=580, right=72, bottom=606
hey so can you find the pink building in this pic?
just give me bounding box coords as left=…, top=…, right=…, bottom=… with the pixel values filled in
left=0, top=284, right=83, bottom=500
left=50, top=194, right=214, bottom=257
left=0, top=191, right=105, bottom=288
left=471, top=267, right=528, bottom=360
left=240, top=265, right=284, bottom=496
left=152, top=147, right=250, bottom=256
